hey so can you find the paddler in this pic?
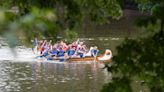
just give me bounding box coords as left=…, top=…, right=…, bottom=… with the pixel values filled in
left=77, top=42, right=87, bottom=58
left=32, top=36, right=38, bottom=54
left=91, top=46, right=99, bottom=57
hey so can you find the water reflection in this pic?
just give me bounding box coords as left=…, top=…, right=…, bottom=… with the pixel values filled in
left=79, top=37, right=124, bottom=54
left=0, top=61, right=111, bottom=92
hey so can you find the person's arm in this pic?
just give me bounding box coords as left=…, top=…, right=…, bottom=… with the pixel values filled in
left=75, top=39, right=79, bottom=44
left=49, top=40, right=52, bottom=45
left=41, top=40, right=46, bottom=47
left=39, top=40, right=46, bottom=52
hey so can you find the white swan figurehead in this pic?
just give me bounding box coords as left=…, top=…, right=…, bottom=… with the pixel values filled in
left=98, top=49, right=112, bottom=61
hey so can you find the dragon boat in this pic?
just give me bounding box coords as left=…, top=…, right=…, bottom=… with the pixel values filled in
left=37, top=49, right=112, bottom=63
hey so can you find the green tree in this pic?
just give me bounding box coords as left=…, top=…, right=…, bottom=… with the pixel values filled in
left=101, top=33, right=164, bottom=92
left=136, top=0, right=164, bottom=37
left=0, top=0, right=122, bottom=46
left=101, top=0, right=164, bottom=92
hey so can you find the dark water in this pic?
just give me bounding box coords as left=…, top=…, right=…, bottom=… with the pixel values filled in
left=0, top=10, right=147, bottom=92
left=77, top=9, right=145, bottom=54
left=0, top=61, right=110, bottom=92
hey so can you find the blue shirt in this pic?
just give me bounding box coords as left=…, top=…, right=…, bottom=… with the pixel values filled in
left=51, top=50, right=58, bottom=56
left=57, top=50, right=65, bottom=57
left=67, top=50, right=75, bottom=56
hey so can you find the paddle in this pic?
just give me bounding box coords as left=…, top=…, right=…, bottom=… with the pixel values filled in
left=75, top=38, right=79, bottom=44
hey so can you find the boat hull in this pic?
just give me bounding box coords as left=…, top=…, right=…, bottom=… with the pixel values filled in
left=50, top=56, right=112, bottom=63
left=36, top=49, right=112, bottom=63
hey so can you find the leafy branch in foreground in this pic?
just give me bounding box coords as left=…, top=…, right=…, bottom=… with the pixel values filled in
left=101, top=32, right=164, bottom=92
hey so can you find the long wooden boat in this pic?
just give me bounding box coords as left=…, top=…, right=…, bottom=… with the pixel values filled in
left=37, top=49, right=112, bottom=63
left=47, top=54, right=112, bottom=63
left=41, top=56, right=111, bottom=63
left=66, top=56, right=111, bottom=62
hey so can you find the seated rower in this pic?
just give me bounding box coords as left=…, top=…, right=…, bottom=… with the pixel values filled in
left=70, top=41, right=78, bottom=50
left=39, top=40, right=47, bottom=55
left=32, top=36, right=38, bottom=54
left=91, top=46, right=99, bottom=57
left=56, top=47, right=65, bottom=57
left=40, top=44, right=50, bottom=57
left=85, top=46, right=99, bottom=57
left=77, top=42, right=87, bottom=58
left=85, top=47, right=93, bottom=57
left=39, top=40, right=52, bottom=57
left=49, top=47, right=58, bottom=57
left=67, top=47, right=76, bottom=57
left=51, top=47, right=68, bottom=61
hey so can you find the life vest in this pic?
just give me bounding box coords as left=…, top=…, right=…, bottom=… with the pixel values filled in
left=91, top=49, right=98, bottom=57
left=57, top=50, right=65, bottom=57
left=67, top=49, right=75, bottom=56
left=51, top=50, right=58, bottom=56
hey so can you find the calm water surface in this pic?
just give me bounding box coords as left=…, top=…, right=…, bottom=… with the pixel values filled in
left=0, top=61, right=111, bottom=92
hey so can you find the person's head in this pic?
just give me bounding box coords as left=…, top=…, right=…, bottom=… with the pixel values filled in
left=94, top=46, right=98, bottom=49
left=72, top=46, right=76, bottom=50
left=52, top=47, right=57, bottom=51
left=60, top=40, right=65, bottom=44
left=59, top=47, right=63, bottom=50
left=44, top=40, right=47, bottom=45
left=34, top=36, right=37, bottom=39
left=40, top=40, right=43, bottom=43
left=79, top=42, right=84, bottom=45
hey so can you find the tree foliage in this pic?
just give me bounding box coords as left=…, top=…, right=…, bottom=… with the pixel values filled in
left=135, top=0, right=164, bottom=36
left=101, top=32, right=164, bottom=92
left=0, top=0, right=122, bottom=46
left=101, top=0, right=164, bottom=92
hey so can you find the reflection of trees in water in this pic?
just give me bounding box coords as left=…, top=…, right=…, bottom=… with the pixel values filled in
left=0, top=60, right=112, bottom=92
left=31, top=62, right=108, bottom=92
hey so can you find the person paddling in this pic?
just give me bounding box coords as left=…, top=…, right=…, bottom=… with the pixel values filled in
left=67, top=46, right=76, bottom=57
left=32, top=36, right=38, bottom=54
left=39, top=40, right=47, bottom=54
left=91, top=46, right=99, bottom=57
left=77, top=42, right=87, bottom=58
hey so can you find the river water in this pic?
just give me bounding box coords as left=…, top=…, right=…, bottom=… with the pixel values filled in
left=0, top=10, right=145, bottom=92
left=0, top=47, right=111, bottom=92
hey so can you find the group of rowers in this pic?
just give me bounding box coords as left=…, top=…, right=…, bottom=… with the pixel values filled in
left=33, top=38, right=99, bottom=60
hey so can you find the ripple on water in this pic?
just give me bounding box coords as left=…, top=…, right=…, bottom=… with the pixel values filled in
left=0, top=47, right=36, bottom=62
left=0, top=47, right=110, bottom=92
left=0, top=82, right=7, bottom=87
